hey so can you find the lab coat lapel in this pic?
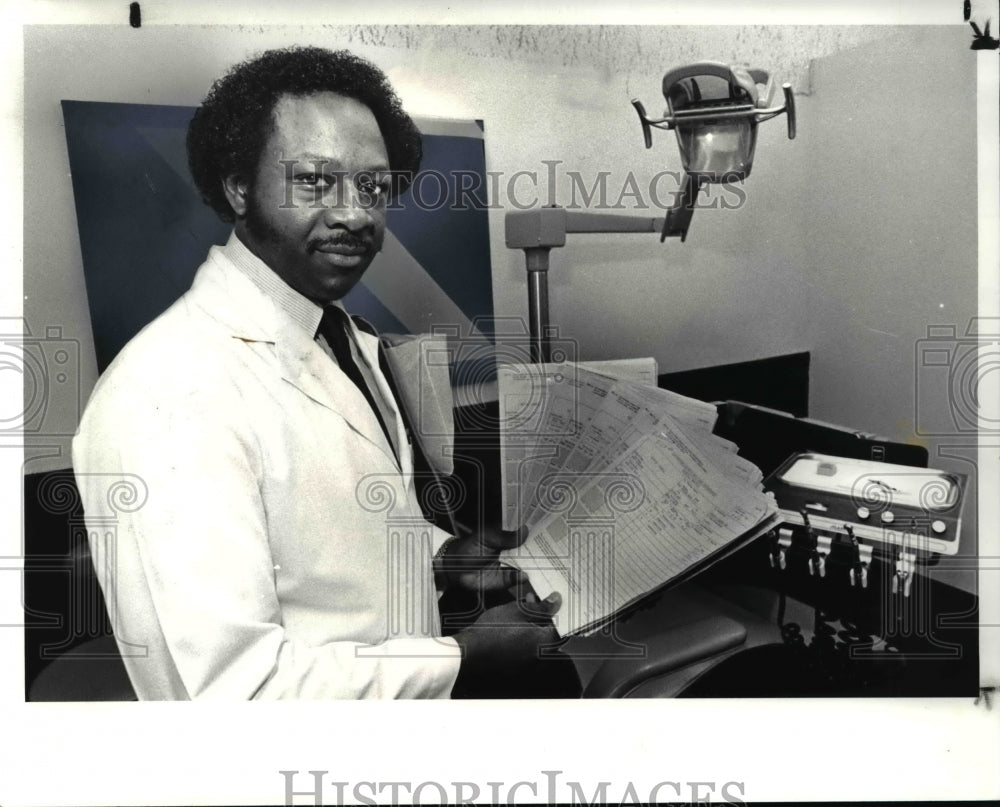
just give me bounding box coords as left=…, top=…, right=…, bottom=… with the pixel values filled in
left=193, top=247, right=402, bottom=469
left=351, top=325, right=414, bottom=483
left=275, top=323, right=404, bottom=471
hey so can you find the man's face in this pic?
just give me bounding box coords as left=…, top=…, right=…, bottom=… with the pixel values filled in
left=232, top=91, right=391, bottom=303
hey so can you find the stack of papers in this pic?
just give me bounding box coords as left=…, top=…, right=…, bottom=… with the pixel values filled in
left=497, top=360, right=778, bottom=636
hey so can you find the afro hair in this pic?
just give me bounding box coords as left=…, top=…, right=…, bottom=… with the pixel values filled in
left=186, top=46, right=422, bottom=222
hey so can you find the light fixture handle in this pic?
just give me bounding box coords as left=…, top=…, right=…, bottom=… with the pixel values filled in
left=631, top=99, right=653, bottom=149
left=782, top=84, right=796, bottom=139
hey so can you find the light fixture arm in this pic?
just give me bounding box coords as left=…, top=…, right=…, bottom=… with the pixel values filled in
left=505, top=208, right=666, bottom=362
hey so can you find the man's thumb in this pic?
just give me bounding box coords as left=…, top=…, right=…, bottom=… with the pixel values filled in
left=537, top=591, right=562, bottom=615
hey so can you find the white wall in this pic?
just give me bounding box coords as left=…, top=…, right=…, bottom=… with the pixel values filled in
left=23, top=25, right=980, bottom=588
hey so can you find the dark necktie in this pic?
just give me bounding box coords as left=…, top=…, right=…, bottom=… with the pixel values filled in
left=346, top=315, right=458, bottom=535
left=317, top=306, right=396, bottom=459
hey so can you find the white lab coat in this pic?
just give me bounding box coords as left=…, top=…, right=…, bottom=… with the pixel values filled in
left=72, top=242, right=462, bottom=699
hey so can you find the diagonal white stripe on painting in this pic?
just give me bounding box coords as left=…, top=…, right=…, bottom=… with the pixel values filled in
left=136, top=127, right=200, bottom=192
left=362, top=230, right=484, bottom=339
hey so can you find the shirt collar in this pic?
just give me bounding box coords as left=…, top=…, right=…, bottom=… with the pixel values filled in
left=220, top=230, right=343, bottom=337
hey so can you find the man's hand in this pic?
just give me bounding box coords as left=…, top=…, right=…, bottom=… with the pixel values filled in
left=450, top=588, right=563, bottom=696
left=434, top=525, right=529, bottom=594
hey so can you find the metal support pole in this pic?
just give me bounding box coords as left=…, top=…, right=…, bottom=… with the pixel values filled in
left=506, top=208, right=665, bottom=364
left=525, top=247, right=551, bottom=363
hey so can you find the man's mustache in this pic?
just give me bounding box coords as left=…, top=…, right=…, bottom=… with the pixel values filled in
left=308, top=233, right=373, bottom=253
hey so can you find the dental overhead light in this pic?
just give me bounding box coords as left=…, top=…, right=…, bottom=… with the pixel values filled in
left=632, top=61, right=796, bottom=241
left=505, top=61, right=795, bottom=363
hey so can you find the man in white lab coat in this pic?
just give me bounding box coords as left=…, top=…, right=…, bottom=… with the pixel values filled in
left=72, top=46, right=569, bottom=699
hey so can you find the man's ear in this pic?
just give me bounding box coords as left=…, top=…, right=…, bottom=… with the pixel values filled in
left=222, top=175, right=249, bottom=219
